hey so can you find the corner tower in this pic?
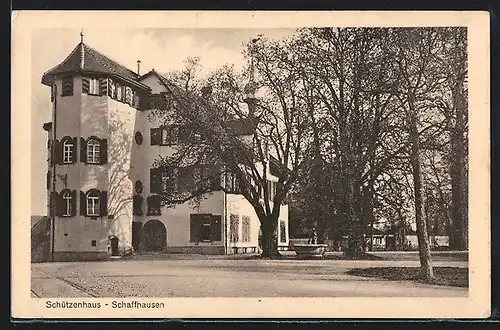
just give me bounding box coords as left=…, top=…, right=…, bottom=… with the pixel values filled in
left=41, top=32, right=151, bottom=261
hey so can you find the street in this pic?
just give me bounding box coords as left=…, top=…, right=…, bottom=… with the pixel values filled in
left=31, top=253, right=468, bottom=298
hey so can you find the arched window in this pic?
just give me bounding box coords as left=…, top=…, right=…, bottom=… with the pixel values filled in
left=86, top=190, right=100, bottom=216
left=87, top=138, right=100, bottom=164
left=62, top=139, right=73, bottom=163
left=62, top=190, right=72, bottom=216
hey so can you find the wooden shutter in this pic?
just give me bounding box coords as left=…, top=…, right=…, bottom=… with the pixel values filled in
left=52, top=139, right=62, bottom=165
left=82, top=76, right=90, bottom=94
left=50, top=191, right=59, bottom=216
left=150, top=128, right=161, bottom=145
left=178, top=125, right=190, bottom=144
left=46, top=172, right=51, bottom=190
left=99, top=139, right=108, bottom=165
left=71, top=137, right=78, bottom=163
left=121, top=86, right=126, bottom=102
left=70, top=190, right=77, bottom=216
left=190, top=214, right=201, bottom=242
left=55, top=191, right=64, bottom=217
left=61, top=76, right=73, bottom=96
left=80, top=191, right=87, bottom=216
left=150, top=168, right=161, bottom=194
left=80, top=137, right=87, bottom=164
left=100, top=191, right=108, bottom=217
left=211, top=215, right=222, bottom=241
left=100, top=77, right=108, bottom=96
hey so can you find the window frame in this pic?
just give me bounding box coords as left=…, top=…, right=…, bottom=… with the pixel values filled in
left=86, top=190, right=100, bottom=217
left=61, top=190, right=72, bottom=217
left=199, top=217, right=212, bottom=242
left=160, top=125, right=179, bottom=146
left=62, top=139, right=73, bottom=164
left=86, top=138, right=101, bottom=164
left=88, top=77, right=100, bottom=95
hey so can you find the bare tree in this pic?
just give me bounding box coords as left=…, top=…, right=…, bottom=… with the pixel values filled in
left=148, top=38, right=315, bottom=258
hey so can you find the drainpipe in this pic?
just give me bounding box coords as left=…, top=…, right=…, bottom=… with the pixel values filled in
left=50, top=83, right=58, bottom=262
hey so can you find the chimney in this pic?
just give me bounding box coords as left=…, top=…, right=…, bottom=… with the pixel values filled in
left=137, top=60, right=141, bottom=75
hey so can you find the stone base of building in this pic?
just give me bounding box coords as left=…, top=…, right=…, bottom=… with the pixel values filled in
left=53, top=251, right=110, bottom=262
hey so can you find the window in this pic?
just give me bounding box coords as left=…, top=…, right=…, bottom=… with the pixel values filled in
left=116, top=83, right=122, bottom=101
left=190, top=214, right=221, bottom=243
left=86, top=190, right=100, bottom=216
left=91, top=240, right=97, bottom=247
left=62, top=139, right=73, bottom=163
left=230, top=214, right=239, bottom=243
left=200, top=217, right=211, bottom=242
left=135, top=131, right=143, bottom=145
left=146, top=195, right=162, bottom=216
left=109, top=80, right=116, bottom=98
left=161, top=126, right=179, bottom=145
left=242, top=216, right=251, bottom=242
left=62, top=190, right=72, bottom=216
left=89, top=78, right=100, bottom=95
left=125, top=87, right=133, bottom=105
left=161, top=169, right=178, bottom=194
left=87, top=138, right=100, bottom=164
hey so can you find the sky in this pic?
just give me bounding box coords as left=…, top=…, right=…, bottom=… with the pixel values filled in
left=31, top=28, right=298, bottom=215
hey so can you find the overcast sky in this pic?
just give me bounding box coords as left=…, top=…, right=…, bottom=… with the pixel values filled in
left=31, top=28, right=297, bottom=215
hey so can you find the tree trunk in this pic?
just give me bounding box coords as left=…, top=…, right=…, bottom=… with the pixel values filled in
left=409, top=103, right=434, bottom=281
left=449, top=82, right=468, bottom=251
left=260, top=216, right=280, bottom=258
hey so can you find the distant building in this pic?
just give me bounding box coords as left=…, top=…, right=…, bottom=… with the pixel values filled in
left=40, top=34, right=289, bottom=261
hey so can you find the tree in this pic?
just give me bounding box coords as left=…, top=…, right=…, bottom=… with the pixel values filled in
left=148, top=37, right=316, bottom=258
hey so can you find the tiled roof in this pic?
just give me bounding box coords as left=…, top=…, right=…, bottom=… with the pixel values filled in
left=41, top=42, right=148, bottom=89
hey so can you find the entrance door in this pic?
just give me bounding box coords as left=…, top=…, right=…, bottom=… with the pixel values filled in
left=110, top=236, right=119, bottom=256
left=142, top=219, right=167, bottom=252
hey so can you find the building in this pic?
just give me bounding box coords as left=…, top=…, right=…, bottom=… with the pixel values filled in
left=40, top=34, right=289, bottom=261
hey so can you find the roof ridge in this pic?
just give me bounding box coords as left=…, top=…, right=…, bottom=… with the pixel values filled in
left=42, top=43, right=81, bottom=76
left=84, top=43, right=138, bottom=78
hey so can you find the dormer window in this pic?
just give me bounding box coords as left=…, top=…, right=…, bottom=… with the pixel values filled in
left=87, top=138, right=100, bottom=164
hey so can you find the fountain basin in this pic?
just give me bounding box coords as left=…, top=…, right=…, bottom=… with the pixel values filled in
left=291, top=244, right=328, bottom=258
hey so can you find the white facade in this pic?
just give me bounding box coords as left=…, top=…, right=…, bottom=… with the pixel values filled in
left=42, top=42, right=289, bottom=260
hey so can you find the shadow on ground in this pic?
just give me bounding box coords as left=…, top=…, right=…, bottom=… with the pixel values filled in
left=346, top=266, right=469, bottom=288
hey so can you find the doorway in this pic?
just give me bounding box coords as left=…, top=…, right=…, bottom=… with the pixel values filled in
left=142, top=219, right=167, bottom=252
left=110, top=236, right=119, bottom=256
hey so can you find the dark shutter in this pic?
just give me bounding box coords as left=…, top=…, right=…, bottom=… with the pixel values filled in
left=71, top=190, right=77, bottom=216
left=50, top=191, right=59, bottom=216
left=82, top=76, right=90, bottom=94
left=46, top=172, right=51, bottom=190
left=55, top=191, right=63, bottom=217
left=71, top=137, right=78, bottom=163
left=100, top=77, right=108, bottom=96
left=150, top=168, right=161, bottom=194
left=150, top=128, right=161, bottom=145
left=99, top=139, right=108, bottom=165
left=178, top=125, right=190, bottom=143
left=121, top=86, right=126, bottom=102
left=80, top=191, right=87, bottom=216
left=52, top=139, right=62, bottom=165
left=100, top=191, right=108, bottom=216
left=211, top=215, right=222, bottom=241
left=133, top=195, right=143, bottom=216
left=190, top=214, right=201, bottom=242
left=80, top=137, right=87, bottom=163
left=61, top=76, right=73, bottom=97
